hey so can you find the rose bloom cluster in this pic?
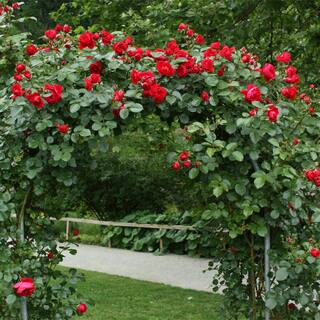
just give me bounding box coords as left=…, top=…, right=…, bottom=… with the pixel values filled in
left=304, top=169, right=320, bottom=187
left=171, top=150, right=201, bottom=171
left=0, top=1, right=20, bottom=15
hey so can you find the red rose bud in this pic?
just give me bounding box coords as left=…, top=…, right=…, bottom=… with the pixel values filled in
left=309, top=84, right=315, bottom=89
left=249, top=107, right=258, bottom=117
left=13, top=278, right=35, bottom=297
left=195, top=161, right=201, bottom=168
left=47, top=252, right=54, bottom=259
left=76, top=303, right=87, bottom=315
left=183, top=160, right=192, bottom=168
left=293, top=137, right=299, bottom=145
left=287, top=303, right=296, bottom=310
left=73, top=228, right=80, bottom=236
left=308, top=107, right=315, bottom=114
left=200, top=91, right=209, bottom=102
left=179, top=150, right=189, bottom=161
left=112, top=104, right=125, bottom=118
left=171, top=161, right=180, bottom=171
left=310, top=248, right=320, bottom=258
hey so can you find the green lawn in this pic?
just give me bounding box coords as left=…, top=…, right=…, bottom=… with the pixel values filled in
left=73, top=268, right=224, bottom=320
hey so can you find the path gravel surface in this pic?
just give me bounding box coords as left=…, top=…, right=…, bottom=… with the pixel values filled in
left=60, top=244, right=219, bottom=293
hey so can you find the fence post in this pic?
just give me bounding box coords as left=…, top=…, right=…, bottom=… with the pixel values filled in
left=159, top=237, right=164, bottom=253
left=108, top=240, right=112, bottom=248
left=66, top=220, right=70, bottom=240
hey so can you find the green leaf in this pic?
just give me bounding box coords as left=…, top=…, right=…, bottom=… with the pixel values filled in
left=189, top=168, right=199, bottom=179
left=213, top=186, right=224, bottom=198
left=120, top=108, right=129, bottom=119
left=265, top=298, right=277, bottom=310
left=254, top=176, right=265, bottom=189
left=232, top=151, right=244, bottom=162
left=268, top=138, right=279, bottom=147
left=6, top=294, right=16, bottom=305
left=70, top=104, right=80, bottom=113
left=205, top=77, right=218, bottom=86
left=235, top=184, right=246, bottom=196
left=79, top=129, right=91, bottom=137
left=275, top=268, right=288, bottom=281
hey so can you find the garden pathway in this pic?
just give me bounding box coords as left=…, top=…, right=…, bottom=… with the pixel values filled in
left=60, top=243, right=220, bottom=293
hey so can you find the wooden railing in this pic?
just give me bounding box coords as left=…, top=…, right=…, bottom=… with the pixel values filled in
left=51, top=217, right=195, bottom=252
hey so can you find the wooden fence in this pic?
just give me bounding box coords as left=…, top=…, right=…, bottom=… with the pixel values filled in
left=51, top=217, right=195, bottom=252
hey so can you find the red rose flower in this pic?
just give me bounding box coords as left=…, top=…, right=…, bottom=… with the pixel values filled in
left=241, top=84, right=262, bottom=103
left=47, top=252, right=54, bottom=259
left=11, top=83, right=24, bottom=97
left=178, top=23, right=188, bottom=30
left=113, top=90, right=125, bottom=102
left=15, top=63, right=26, bottom=73
left=149, top=84, right=167, bottom=104
left=200, top=91, right=209, bottom=102
left=177, top=64, right=188, bottom=78
left=43, top=84, right=63, bottom=104
left=55, top=24, right=63, bottom=32
left=56, top=123, right=69, bottom=134
left=219, top=45, right=235, bottom=61
left=287, top=303, right=296, bottom=310
left=76, top=303, right=87, bottom=315
left=171, top=161, right=180, bottom=170
left=113, top=41, right=128, bottom=55
left=267, top=104, right=279, bottom=122
left=101, top=30, right=114, bottom=45
left=78, top=31, right=96, bottom=50
left=23, top=70, right=32, bottom=80
left=261, top=63, right=275, bottom=82
left=195, top=34, right=205, bottom=45
left=156, top=61, right=175, bottom=77
left=281, top=86, right=298, bottom=100
left=14, top=74, right=23, bottom=82
left=84, top=77, right=93, bottom=91
left=276, top=51, right=291, bottom=64
left=201, top=58, right=214, bottom=73
left=45, top=29, right=57, bottom=40
left=25, top=92, right=45, bottom=109
left=26, top=44, right=38, bottom=56
left=90, top=61, right=102, bottom=74
left=13, top=278, right=35, bottom=297
left=293, top=137, right=299, bottom=145
left=12, top=2, right=20, bottom=9
left=183, top=160, right=192, bottom=168
left=186, top=29, right=195, bottom=37
left=63, top=25, right=71, bottom=33
left=90, top=73, right=101, bottom=84
left=179, top=150, right=189, bottom=161
left=310, top=248, right=320, bottom=258
left=73, top=229, right=80, bottom=236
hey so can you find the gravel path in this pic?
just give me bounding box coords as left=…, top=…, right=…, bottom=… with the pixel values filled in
left=60, top=244, right=218, bottom=293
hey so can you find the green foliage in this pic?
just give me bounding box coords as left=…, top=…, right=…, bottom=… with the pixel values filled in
left=53, top=0, right=320, bottom=80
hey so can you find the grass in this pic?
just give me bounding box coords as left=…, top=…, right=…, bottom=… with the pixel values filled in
left=70, top=268, right=225, bottom=320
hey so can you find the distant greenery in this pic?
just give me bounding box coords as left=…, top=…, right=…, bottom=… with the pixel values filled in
left=65, top=267, right=225, bottom=320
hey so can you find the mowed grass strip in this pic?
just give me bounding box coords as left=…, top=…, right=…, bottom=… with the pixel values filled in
left=72, top=268, right=224, bottom=320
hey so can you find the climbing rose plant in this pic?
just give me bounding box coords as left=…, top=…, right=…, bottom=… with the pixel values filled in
left=0, top=3, right=319, bottom=319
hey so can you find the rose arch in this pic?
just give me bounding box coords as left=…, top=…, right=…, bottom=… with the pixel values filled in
left=0, top=3, right=319, bottom=320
